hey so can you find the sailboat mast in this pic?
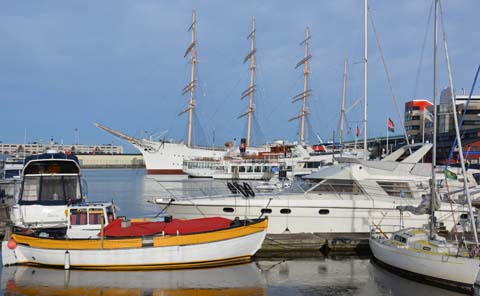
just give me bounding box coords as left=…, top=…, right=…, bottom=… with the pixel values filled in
left=239, top=17, right=256, bottom=147
left=363, top=0, right=368, bottom=160
left=430, top=0, right=438, bottom=239
left=289, top=26, right=312, bottom=143
left=441, top=4, right=479, bottom=245
left=179, top=10, right=197, bottom=147
left=340, top=59, right=347, bottom=146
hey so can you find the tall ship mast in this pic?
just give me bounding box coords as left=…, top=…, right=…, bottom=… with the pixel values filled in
left=289, top=26, right=312, bottom=143
left=178, top=10, right=197, bottom=147
left=238, top=17, right=256, bottom=148
left=95, top=10, right=227, bottom=175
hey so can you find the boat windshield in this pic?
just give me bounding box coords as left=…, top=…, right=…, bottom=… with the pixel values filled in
left=19, top=175, right=81, bottom=205
left=4, top=169, right=21, bottom=179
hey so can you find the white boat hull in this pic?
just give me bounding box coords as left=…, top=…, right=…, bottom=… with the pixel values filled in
left=369, top=236, right=480, bottom=289
left=157, top=196, right=464, bottom=234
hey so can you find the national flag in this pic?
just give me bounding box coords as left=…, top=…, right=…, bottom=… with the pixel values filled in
left=356, top=126, right=360, bottom=137
left=423, top=108, right=433, bottom=122
left=445, top=169, right=458, bottom=180
left=387, top=117, right=395, bottom=133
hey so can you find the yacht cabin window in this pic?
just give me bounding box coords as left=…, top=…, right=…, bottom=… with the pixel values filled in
left=393, top=235, right=407, bottom=243
left=376, top=181, right=413, bottom=198
left=311, top=179, right=364, bottom=194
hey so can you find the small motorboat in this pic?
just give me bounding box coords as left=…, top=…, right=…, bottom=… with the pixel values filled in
left=2, top=151, right=267, bottom=270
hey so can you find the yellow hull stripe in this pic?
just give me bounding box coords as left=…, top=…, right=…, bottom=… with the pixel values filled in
left=6, top=286, right=265, bottom=296
left=153, top=219, right=267, bottom=247
left=12, top=219, right=268, bottom=250
left=12, top=235, right=143, bottom=250
left=20, top=255, right=253, bottom=271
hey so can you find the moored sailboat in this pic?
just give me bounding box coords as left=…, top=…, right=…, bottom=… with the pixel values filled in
left=369, top=1, right=480, bottom=292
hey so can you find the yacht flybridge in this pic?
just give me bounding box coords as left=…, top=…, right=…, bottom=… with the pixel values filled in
left=156, top=143, right=479, bottom=234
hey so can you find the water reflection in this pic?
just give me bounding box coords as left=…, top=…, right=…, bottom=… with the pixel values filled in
left=260, top=258, right=467, bottom=296
left=2, top=263, right=266, bottom=296
left=1, top=258, right=472, bottom=295
left=368, top=259, right=467, bottom=296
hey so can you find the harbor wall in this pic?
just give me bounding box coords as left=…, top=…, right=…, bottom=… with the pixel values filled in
left=77, top=154, right=145, bottom=169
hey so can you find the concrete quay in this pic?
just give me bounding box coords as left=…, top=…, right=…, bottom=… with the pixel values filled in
left=77, top=154, right=144, bottom=169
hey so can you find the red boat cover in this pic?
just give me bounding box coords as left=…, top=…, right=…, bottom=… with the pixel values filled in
left=101, top=217, right=232, bottom=237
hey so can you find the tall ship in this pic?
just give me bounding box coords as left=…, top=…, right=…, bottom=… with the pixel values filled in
left=95, top=123, right=228, bottom=174
left=96, top=11, right=230, bottom=174
left=96, top=13, right=271, bottom=175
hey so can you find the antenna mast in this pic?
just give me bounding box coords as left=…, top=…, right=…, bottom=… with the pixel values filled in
left=179, top=9, right=197, bottom=147
left=289, top=26, right=312, bottom=143
left=238, top=17, right=256, bottom=147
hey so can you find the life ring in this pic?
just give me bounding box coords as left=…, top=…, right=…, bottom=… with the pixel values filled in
left=243, top=182, right=255, bottom=197
left=227, top=182, right=238, bottom=194
left=233, top=182, right=248, bottom=198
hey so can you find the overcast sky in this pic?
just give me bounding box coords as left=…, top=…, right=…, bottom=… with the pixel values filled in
left=0, top=0, right=478, bottom=151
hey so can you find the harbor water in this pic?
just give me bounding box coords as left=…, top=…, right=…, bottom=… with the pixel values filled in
left=0, top=169, right=473, bottom=295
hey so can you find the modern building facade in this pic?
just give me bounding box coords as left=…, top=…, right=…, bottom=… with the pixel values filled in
left=404, top=88, right=480, bottom=166
left=404, top=99, right=433, bottom=143
left=0, top=141, right=123, bottom=155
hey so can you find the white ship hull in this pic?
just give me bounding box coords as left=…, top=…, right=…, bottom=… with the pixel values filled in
left=156, top=195, right=465, bottom=234
left=134, top=141, right=226, bottom=175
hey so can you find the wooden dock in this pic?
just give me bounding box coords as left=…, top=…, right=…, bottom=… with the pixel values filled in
left=255, top=233, right=371, bottom=258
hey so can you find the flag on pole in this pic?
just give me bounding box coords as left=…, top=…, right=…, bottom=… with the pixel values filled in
left=445, top=168, right=458, bottom=180
left=387, top=117, right=395, bottom=133
left=356, top=126, right=360, bottom=137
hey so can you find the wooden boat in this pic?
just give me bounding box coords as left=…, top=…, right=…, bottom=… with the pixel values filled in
left=2, top=151, right=267, bottom=270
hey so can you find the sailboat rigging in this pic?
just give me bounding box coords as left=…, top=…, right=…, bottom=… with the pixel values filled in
left=238, top=17, right=257, bottom=148
left=178, top=10, right=198, bottom=147
left=289, top=26, right=312, bottom=144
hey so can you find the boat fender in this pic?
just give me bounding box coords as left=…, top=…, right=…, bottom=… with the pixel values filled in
left=227, top=182, right=238, bottom=194
left=64, top=251, right=70, bottom=270
left=233, top=182, right=248, bottom=198
left=7, top=238, right=16, bottom=250
left=243, top=182, right=255, bottom=197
